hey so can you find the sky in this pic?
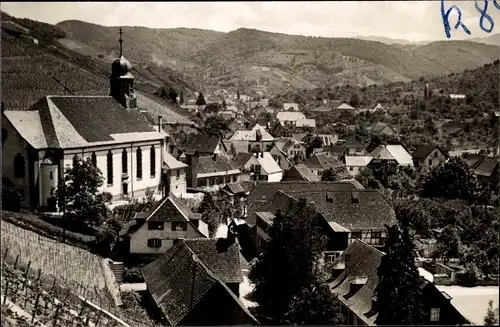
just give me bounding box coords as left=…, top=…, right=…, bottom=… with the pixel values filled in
left=2, top=1, right=500, bottom=42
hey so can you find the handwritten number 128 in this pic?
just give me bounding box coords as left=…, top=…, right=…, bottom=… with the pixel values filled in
left=441, top=0, right=500, bottom=38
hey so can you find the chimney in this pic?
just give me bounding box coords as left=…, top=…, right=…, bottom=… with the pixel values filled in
left=186, top=152, right=199, bottom=189
left=158, top=115, right=163, bottom=133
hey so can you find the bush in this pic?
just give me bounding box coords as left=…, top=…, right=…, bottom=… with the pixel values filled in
left=1, top=184, right=23, bottom=212
left=123, top=267, right=144, bottom=283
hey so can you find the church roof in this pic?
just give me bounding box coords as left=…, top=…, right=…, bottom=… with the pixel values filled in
left=3, top=95, right=164, bottom=149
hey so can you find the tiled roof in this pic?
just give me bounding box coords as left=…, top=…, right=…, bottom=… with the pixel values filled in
left=412, top=145, right=439, bottom=160
left=284, top=164, right=318, bottom=182
left=464, top=154, right=485, bottom=169
left=233, top=153, right=255, bottom=169
left=233, top=152, right=282, bottom=175
left=141, top=239, right=257, bottom=326
left=246, top=181, right=361, bottom=213
left=303, top=153, right=345, bottom=170
left=183, top=238, right=244, bottom=283
left=385, top=145, right=413, bottom=166
left=4, top=96, right=164, bottom=149
left=285, top=190, right=396, bottom=230
left=370, top=145, right=395, bottom=161
left=329, top=240, right=385, bottom=325
left=229, top=129, right=274, bottom=142
left=179, top=134, right=222, bottom=154
left=342, top=136, right=366, bottom=149
left=2, top=111, right=48, bottom=149
left=197, top=155, right=240, bottom=176
left=337, top=103, right=356, bottom=110
left=291, top=133, right=308, bottom=143
left=145, top=194, right=203, bottom=223
left=371, top=122, right=394, bottom=134
left=474, top=157, right=499, bottom=177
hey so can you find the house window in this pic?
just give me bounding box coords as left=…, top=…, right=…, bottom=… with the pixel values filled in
left=349, top=166, right=354, bottom=171
left=209, top=178, right=214, bottom=186
left=136, top=147, right=143, bottom=179
left=150, top=145, right=156, bottom=177
left=122, top=149, right=128, bottom=174
left=430, top=308, right=440, bottom=322
left=171, top=222, right=188, bottom=231
left=107, top=151, right=113, bottom=185
left=434, top=152, right=438, bottom=158
left=72, top=154, right=79, bottom=167
left=91, top=152, right=97, bottom=167
left=345, top=254, right=351, bottom=262
left=351, top=231, right=362, bottom=240
left=371, top=231, right=382, bottom=245
left=169, top=145, right=175, bottom=153
left=148, top=221, right=164, bottom=230
left=176, top=169, right=180, bottom=180
left=248, top=144, right=252, bottom=152
left=14, top=153, right=25, bottom=178
left=49, top=171, right=53, bottom=179
left=324, top=251, right=341, bottom=263
left=147, top=238, right=161, bottom=248
left=428, top=159, right=432, bottom=166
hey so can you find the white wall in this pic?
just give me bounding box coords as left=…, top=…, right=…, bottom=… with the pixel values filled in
left=63, top=142, right=162, bottom=200
left=347, top=165, right=362, bottom=177
left=167, top=167, right=187, bottom=196
left=423, top=149, right=447, bottom=170
left=267, top=171, right=283, bottom=183
left=129, top=221, right=203, bottom=254
left=197, top=173, right=240, bottom=193
left=40, top=163, right=58, bottom=206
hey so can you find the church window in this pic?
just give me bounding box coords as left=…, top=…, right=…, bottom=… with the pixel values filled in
left=136, top=147, right=143, bottom=179
left=107, top=151, right=113, bottom=185
left=150, top=145, right=156, bottom=177
left=91, top=152, right=97, bottom=167
left=14, top=153, right=25, bottom=178
left=122, top=149, right=128, bottom=174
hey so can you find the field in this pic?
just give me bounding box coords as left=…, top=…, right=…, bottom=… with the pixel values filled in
left=0, top=220, right=107, bottom=305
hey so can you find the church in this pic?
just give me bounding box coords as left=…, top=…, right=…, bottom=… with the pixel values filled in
left=1, top=30, right=185, bottom=210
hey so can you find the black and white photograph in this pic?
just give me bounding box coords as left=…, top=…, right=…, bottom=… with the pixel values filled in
left=0, top=1, right=499, bottom=326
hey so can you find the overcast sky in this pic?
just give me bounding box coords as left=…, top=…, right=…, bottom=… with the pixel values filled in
left=2, top=1, right=499, bottom=42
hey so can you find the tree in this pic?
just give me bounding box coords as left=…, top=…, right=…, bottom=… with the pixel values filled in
left=321, top=168, right=340, bottom=182
left=420, top=157, right=479, bottom=202
left=484, top=300, right=499, bottom=325
left=349, top=93, right=361, bottom=107
left=179, top=90, right=184, bottom=105
left=202, top=116, right=229, bottom=138
left=197, top=193, right=221, bottom=237
left=167, top=87, right=178, bottom=104
left=222, top=99, right=227, bottom=109
left=249, top=199, right=343, bottom=324
left=56, top=157, right=111, bottom=226
left=375, top=224, right=426, bottom=325
left=196, top=92, right=206, bottom=106
left=305, top=135, right=323, bottom=158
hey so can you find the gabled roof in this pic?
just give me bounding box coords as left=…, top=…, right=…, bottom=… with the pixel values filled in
left=464, top=154, right=485, bottom=169
left=233, top=152, right=282, bottom=175
left=178, top=134, right=224, bottom=154
left=303, top=153, right=345, bottom=170
left=412, top=144, right=447, bottom=160
left=229, top=129, right=274, bottom=141
left=3, top=96, right=163, bottom=149
left=284, top=164, right=318, bottom=182
left=143, top=194, right=203, bottom=223
left=286, top=190, right=396, bottom=230
left=371, top=122, right=395, bottom=134
left=337, top=102, right=356, bottom=110
left=345, top=156, right=373, bottom=167
left=370, top=145, right=413, bottom=166
left=343, top=136, right=366, bottom=149
left=141, top=239, right=257, bottom=326
left=291, top=133, right=308, bottom=143
left=163, top=150, right=188, bottom=170
left=474, top=157, right=499, bottom=177
left=197, top=155, right=240, bottom=177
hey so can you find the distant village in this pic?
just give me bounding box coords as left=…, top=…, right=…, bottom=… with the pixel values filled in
left=1, top=20, right=499, bottom=327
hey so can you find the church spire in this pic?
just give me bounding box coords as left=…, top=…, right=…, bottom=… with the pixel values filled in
left=119, top=27, right=123, bottom=57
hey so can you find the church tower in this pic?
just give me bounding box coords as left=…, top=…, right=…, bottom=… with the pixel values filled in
left=110, top=27, right=136, bottom=108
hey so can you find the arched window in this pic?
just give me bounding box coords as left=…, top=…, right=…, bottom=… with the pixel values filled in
left=107, top=150, right=113, bottom=185
left=72, top=154, right=79, bottom=167
left=14, top=153, right=25, bottom=178
left=150, top=145, right=156, bottom=177
left=136, top=147, right=142, bottom=179
left=122, top=148, right=128, bottom=174
left=91, top=152, right=97, bottom=167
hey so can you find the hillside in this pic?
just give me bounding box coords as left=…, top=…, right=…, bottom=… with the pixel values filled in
left=0, top=12, right=199, bottom=111
left=55, top=21, right=499, bottom=95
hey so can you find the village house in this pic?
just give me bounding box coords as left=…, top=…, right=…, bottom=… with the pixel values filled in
left=317, top=134, right=339, bottom=147
left=185, top=153, right=241, bottom=193
left=175, top=134, right=227, bottom=159
left=369, top=144, right=414, bottom=167
left=302, top=153, right=351, bottom=179
left=412, top=145, right=449, bottom=170
left=441, top=121, right=467, bottom=137
left=282, top=164, right=318, bottom=182
left=228, top=126, right=274, bottom=154
left=325, top=137, right=366, bottom=158
left=276, top=111, right=306, bottom=127
left=1, top=54, right=175, bottom=209
left=464, top=155, right=500, bottom=187
left=329, top=240, right=470, bottom=326
left=296, top=118, right=317, bottom=129
left=283, top=102, right=299, bottom=111
left=118, top=193, right=208, bottom=256
left=162, top=151, right=188, bottom=196
left=336, top=102, right=358, bottom=113
left=345, top=156, right=373, bottom=176
left=271, top=137, right=306, bottom=161
left=141, top=238, right=258, bottom=326
left=268, top=142, right=293, bottom=171
left=246, top=188, right=396, bottom=259
left=233, top=152, right=283, bottom=182
left=370, top=122, right=397, bottom=136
